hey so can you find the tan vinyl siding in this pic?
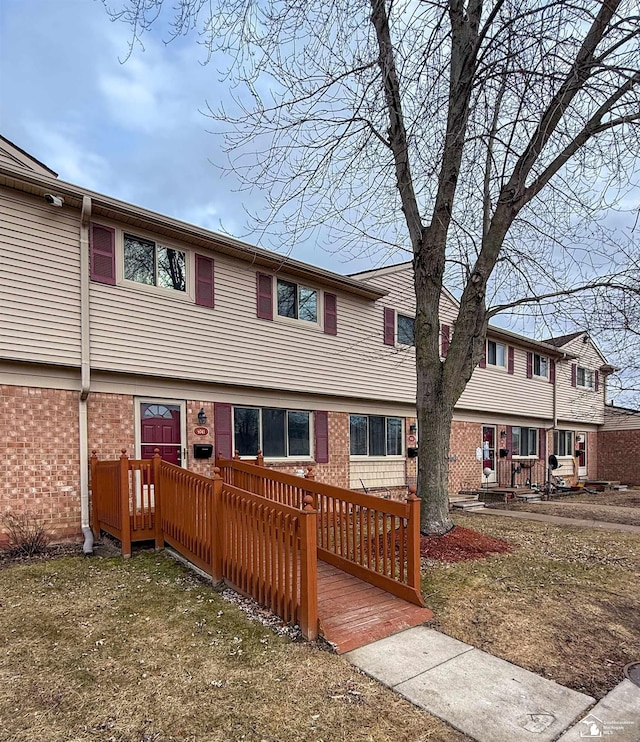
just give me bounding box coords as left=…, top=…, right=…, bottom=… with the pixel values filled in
left=0, top=188, right=81, bottom=364
left=0, top=146, right=29, bottom=171
left=350, top=459, right=406, bottom=489
left=90, top=237, right=418, bottom=403
left=602, top=407, right=640, bottom=431
left=456, top=342, right=554, bottom=418
left=555, top=336, right=605, bottom=425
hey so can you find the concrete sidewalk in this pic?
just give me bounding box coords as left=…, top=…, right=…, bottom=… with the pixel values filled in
left=345, top=626, right=639, bottom=742
left=470, top=507, right=640, bottom=534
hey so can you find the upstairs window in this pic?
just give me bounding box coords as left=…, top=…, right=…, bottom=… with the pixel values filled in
left=350, top=415, right=403, bottom=456
left=554, top=430, right=574, bottom=456
left=577, top=366, right=594, bottom=388
left=124, top=233, right=186, bottom=292
left=487, top=340, right=506, bottom=367
left=277, top=279, right=318, bottom=323
left=397, top=314, right=415, bottom=346
left=533, top=353, right=548, bottom=378
left=512, top=426, right=538, bottom=456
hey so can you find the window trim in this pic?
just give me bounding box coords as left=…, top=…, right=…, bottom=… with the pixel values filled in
left=532, top=353, right=548, bottom=379
left=396, top=313, right=415, bottom=347
left=233, top=405, right=314, bottom=461
left=576, top=366, right=594, bottom=389
left=275, top=277, right=320, bottom=326
left=349, top=414, right=405, bottom=458
left=117, top=228, right=195, bottom=302
left=511, top=426, right=538, bottom=457
left=486, top=339, right=507, bottom=368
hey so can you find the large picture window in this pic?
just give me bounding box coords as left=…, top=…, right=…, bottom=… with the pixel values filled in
left=512, top=426, right=538, bottom=456
left=124, top=233, right=186, bottom=292
left=350, top=415, right=403, bottom=456
left=277, top=279, right=318, bottom=323
left=554, top=430, right=574, bottom=456
left=234, top=407, right=311, bottom=458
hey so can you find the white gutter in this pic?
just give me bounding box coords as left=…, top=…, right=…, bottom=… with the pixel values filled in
left=79, top=195, right=93, bottom=554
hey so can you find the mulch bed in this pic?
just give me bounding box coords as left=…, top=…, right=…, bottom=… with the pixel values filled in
left=420, top=525, right=513, bottom=562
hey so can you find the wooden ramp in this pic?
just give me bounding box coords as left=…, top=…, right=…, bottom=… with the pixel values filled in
left=317, top=561, right=433, bottom=653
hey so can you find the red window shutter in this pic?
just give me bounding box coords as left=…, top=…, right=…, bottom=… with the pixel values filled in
left=571, top=364, right=577, bottom=387
left=383, top=307, right=395, bottom=345
left=214, top=403, right=233, bottom=459
left=507, top=346, right=514, bottom=375
left=505, top=426, right=513, bottom=460
left=314, top=411, right=329, bottom=463
left=90, top=223, right=116, bottom=285
left=526, top=352, right=533, bottom=379
left=195, top=254, right=214, bottom=308
left=256, top=272, right=273, bottom=320
left=538, top=428, right=546, bottom=461
left=594, top=370, right=599, bottom=391
left=324, top=293, right=337, bottom=335
left=441, top=324, right=450, bottom=358
left=549, top=359, right=556, bottom=384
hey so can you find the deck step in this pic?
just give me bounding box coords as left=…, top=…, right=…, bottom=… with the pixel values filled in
left=515, top=493, right=542, bottom=502
left=451, top=500, right=486, bottom=511
left=612, top=484, right=628, bottom=491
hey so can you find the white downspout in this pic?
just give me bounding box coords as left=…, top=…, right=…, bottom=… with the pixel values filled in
left=79, top=195, right=93, bottom=554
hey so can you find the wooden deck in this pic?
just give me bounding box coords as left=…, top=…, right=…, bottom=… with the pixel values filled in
left=317, top=560, right=433, bottom=653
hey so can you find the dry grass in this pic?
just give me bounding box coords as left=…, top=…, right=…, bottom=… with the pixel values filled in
left=0, top=551, right=467, bottom=742
left=422, top=513, right=640, bottom=700
left=559, top=488, right=640, bottom=509
left=489, top=500, right=640, bottom=526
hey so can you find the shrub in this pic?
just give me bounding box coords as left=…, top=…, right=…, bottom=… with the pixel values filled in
left=0, top=510, right=51, bottom=557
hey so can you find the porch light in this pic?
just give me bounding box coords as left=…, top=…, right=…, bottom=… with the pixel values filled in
left=197, top=408, right=207, bottom=426
left=409, top=424, right=417, bottom=434
left=500, top=429, right=506, bottom=438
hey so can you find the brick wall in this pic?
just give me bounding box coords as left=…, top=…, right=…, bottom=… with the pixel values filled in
left=1, top=385, right=81, bottom=542
left=186, top=400, right=216, bottom=477
left=598, top=429, right=640, bottom=484
left=87, top=393, right=135, bottom=459
left=586, top=430, right=598, bottom=480
left=448, top=421, right=482, bottom=494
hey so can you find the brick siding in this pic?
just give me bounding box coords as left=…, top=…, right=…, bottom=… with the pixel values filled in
left=1, top=385, right=81, bottom=542
left=448, top=421, right=483, bottom=494
left=598, top=429, right=640, bottom=484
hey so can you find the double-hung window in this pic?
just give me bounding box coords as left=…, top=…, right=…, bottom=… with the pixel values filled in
left=124, top=233, right=186, bottom=292
left=554, top=430, right=574, bottom=456
left=234, top=407, right=311, bottom=458
left=397, top=315, right=415, bottom=346
left=533, top=353, right=548, bottom=378
left=577, top=366, right=594, bottom=388
left=487, top=340, right=506, bottom=367
left=512, top=426, right=538, bottom=456
left=350, top=415, right=403, bottom=456
left=277, top=279, right=318, bottom=323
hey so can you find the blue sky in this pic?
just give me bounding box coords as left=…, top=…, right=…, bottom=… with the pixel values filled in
left=0, top=0, right=384, bottom=274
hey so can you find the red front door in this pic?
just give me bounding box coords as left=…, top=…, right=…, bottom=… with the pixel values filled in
left=140, top=403, right=182, bottom=465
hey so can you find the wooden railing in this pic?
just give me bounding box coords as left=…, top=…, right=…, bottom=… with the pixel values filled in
left=91, top=450, right=319, bottom=639
left=217, top=458, right=423, bottom=607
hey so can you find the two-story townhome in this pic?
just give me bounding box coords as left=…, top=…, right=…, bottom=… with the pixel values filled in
left=0, top=136, right=615, bottom=541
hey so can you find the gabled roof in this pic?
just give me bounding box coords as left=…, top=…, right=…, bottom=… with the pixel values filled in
left=0, top=135, right=58, bottom=177
left=543, top=331, right=585, bottom=347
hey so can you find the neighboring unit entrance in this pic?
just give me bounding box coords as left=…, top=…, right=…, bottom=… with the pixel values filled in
left=140, top=402, right=182, bottom=465
left=482, top=425, right=497, bottom=484
left=576, top=432, right=587, bottom=478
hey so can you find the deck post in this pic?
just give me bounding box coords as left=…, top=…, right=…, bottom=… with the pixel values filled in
left=299, top=494, right=319, bottom=641
left=90, top=450, right=99, bottom=537
left=152, top=450, right=164, bottom=551
left=406, top=487, right=423, bottom=604
left=256, top=449, right=264, bottom=467
left=210, top=467, right=224, bottom=582
left=120, top=449, right=132, bottom=559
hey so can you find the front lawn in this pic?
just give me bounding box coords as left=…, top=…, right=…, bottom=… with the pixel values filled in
left=0, top=551, right=466, bottom=742
left=422, top=513, right=640, bottom=699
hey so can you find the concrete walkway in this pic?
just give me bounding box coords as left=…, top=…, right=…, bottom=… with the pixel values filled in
left=345, top=626, right=640, bottom=742
left=470, top=507, right=640, bottom=534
